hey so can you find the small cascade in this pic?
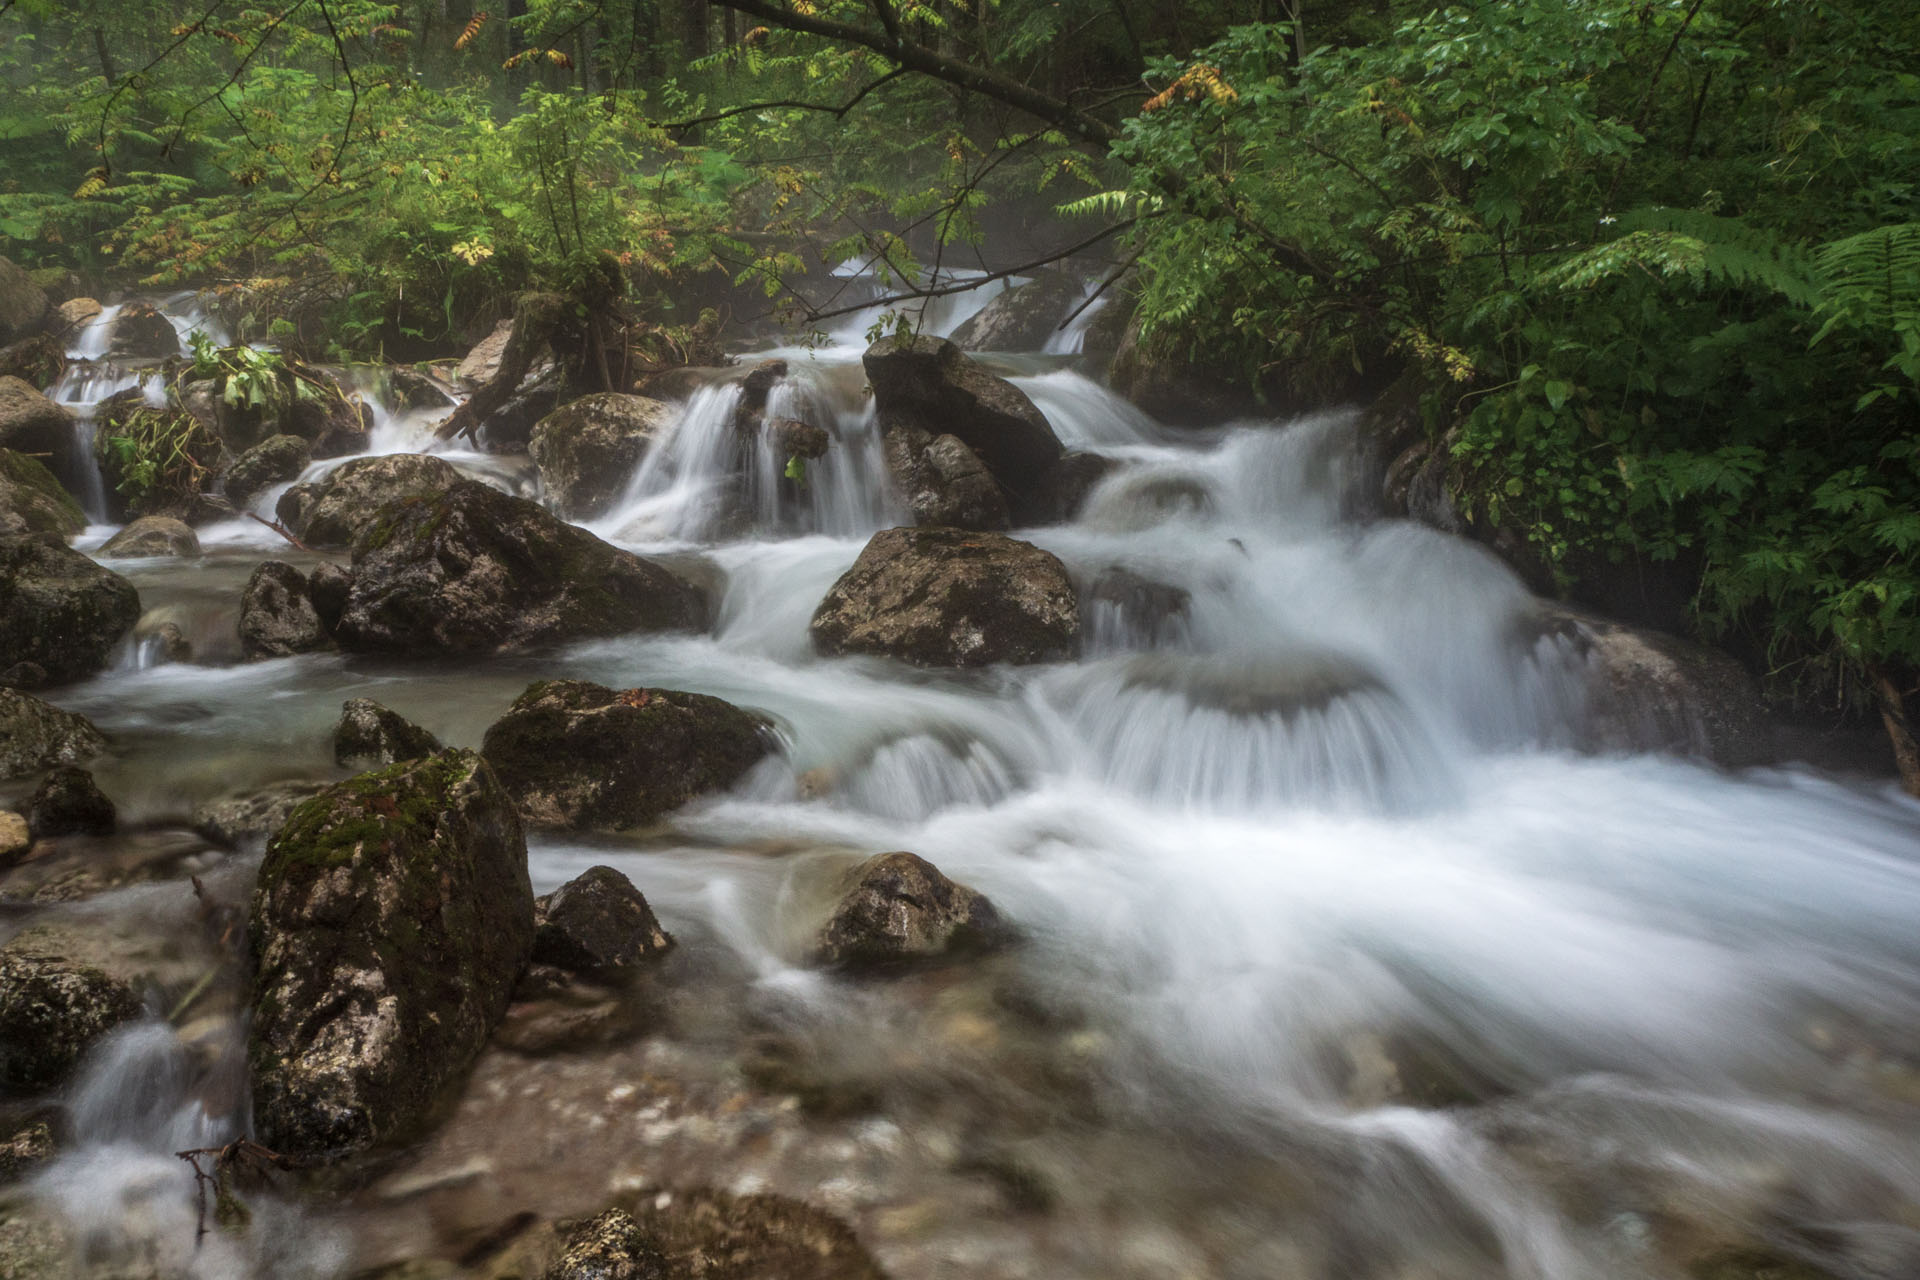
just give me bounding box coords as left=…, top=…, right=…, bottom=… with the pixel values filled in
left=1042, top=279, right=1108, bottom=355
left=65, top=302, right=121, bottom=360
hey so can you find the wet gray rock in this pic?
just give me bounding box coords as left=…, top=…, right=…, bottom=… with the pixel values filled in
left=543, top=1208, right=668, bottom=1280
left=0, top=377, right=78, bottom=479
left=384, top=364, right=455, bottom=412
left=0, top=449, right=84, bottom=539
left=105, top=301, right=178, bottom=360
left=332, top=697, right=442, bottom=769
left=810, top=526, right=1079, bottom=667
left=223, top=433, right=312, bottom=508
left=813, top=851, right=1009, bottom=971
left=1534, top=604, right=1772, bottom=767
left=276, top=453, right=462, bottom=550
left=476, top=380, right=561, bottom=453
left=0, top=923, right=147, bottom=1089
left=863, top=336, right=1063, bottom=521
left=25, top=766, right=114, bottom=838
left=533, top=865, right=674, bottom=975
left=100, top=515, right=200, bottom=558
left=0, top=688, right=104, bottom=780
left=1041, top=450, right=1122, bottom=523
left=248, top=750, right=534, bottom=1160
left=0, top=1122, right=53, bottom=1184
left=948, top=271, right=1086, bottom=352
left=529, top=393, right=672, bottom=519
left=456, top=318, right=516, bottom=388
left=238, top=560, right=331, bottom=658
left=0, top=533, right=141, bottom=686
left=481, top=679, right=772, bottom=831
left=190, top=779, right=329, bottom=848
left=334, top=481, right=707, bottom=657
left=0, top=259, right=48, bottom=346
left=883, top=425, right=1009, bottom=531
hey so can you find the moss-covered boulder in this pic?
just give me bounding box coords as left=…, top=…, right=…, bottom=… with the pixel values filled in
left=223, top=433, right=311, bottom=508
left=481, top=679, right=772, bottom=831
left=247, top=750, right=535, bottom=1160
left=99, top=515, right=199, bottom=558
left=862, top=335, right=1063, bottom=521
left=533, top=865, right=674, bottom=975
left=810, top=526, right=1079, bottom=667
left=812, top=851, right=1010, bottom=971
left=0, top=688, right=104, bottom=780
left=0, top=449, right=84, bottom=538
left=528, top=392, right=672, bottom=519
left=276, top=453, right=462, bottom=550
left=0, top=534, right=140, bottom=687
left=0, top=377, right=78, bottom=480
left=25, top=765, right=115, bottom=838
left=238, top=560, right=331, bottom=658
left=332, top=697, right=442, bottom=769
left=334, top=482, right=707, bottom=657
left=0, top=923, right=147, bottom=1089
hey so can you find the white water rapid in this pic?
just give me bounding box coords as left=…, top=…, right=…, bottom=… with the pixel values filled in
left=9, top=287, right=1918, bottom=1279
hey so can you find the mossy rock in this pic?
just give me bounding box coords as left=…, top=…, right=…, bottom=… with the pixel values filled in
left=0, top=449, right=83, bottom=539
left=0, top=923, right=147, bottom=1089
left=0, top=687, right=104, bottom=780
left=481, top=679, right=772, bottom=831
left=248, top=750, right=534, bottom=1160
left=527, top=392, right=672, bottom=519
left=0, top=533, right=140, bottom=687
left=223, top=433, right=312, bottom=508
left=276, top=452, right=461, bottom=550
left=92, top=393, right=224, bottom=523
left=334, top=481, right=707, bottom=656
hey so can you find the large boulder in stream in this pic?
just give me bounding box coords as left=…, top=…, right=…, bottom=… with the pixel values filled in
left=882, top=424, right=1009, bottom=531
left=528, top=392, right=672, bottom=519
left=0, top=449, right=85, bottom=539
left=0, top=377, right=78, bottom=478
left=0, top=688, right=104, bottom=779
left=0, top=534, right=141, bottom=687
left=810, top=526, right=1079, bottom=667
left=238, top=560, right=332, bottom=658
left=1536, top=604, right=1772, bottom=766
left=276, top=452, right=462, bottom=550
left=948, top=271, right=1086, bottom=352
left=0, top=923, right=148, bottom=1090
left=99, top=515, right=199, bottom=558
left=813, top=851, right=1009, bottom=972
left=105, top=302, right=178, bottom=360
left=334, top=481, right=707, bottom=656
left=0, top=333, right=65, bottom=391
left=533, top=865, right=674, bottom=975
left=25, top=766, right=115, bottom=838
left=862, top=336, right=1063, bottom=520
left=481, top=679, right=772, bottom=831
left=223, top=433, right=312, bottom=508
left=248, top=750, right=535, bottom=1160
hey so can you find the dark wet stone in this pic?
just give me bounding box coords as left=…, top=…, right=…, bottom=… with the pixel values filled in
left=100, top=515, right=200, bottom=558
left=334, top=482, right=707, bottom=657
left=0, top=449, right=84, bottom=539
left=224, top=433, right=312, bottom=508
left=813, top=851, right=1010, bottom=971
left=0, top=378, right=77, bottom=480
left=238, top=560, right=330, bottom=658
left=528, top=393, right=672, bottom=519
left=25, top=766, right=114, bottom=838
left=0, top=924, right=146, bottom=1090
left=0, top=334, right=64, bottom=393
left=533, top=865, right=674, bottom=975
left=277, top=453, right=462, bottom=551
left=248, top=750, right=534, bottom=1160
left=542, top=1208, right=667, bottom=1280
left=106, top=301, right=178, bottom=359
left=306, top=561, right=351, bottom=633
left=333, top=697, right=443, bottom=770
left=190, top=779, right=329, bottom=848
left=882, top=426, right=1009, bottom=532
left=481, top=679, right=771, bottom=831
left=810, top=526, right=1079, bottom=668
left=630, top=1188, right=889, bottom=1280
left=0, top=687, right=105, bottom=780
left=0, top=534, right=141, bottom=686
left=947, top=271, right=1085, bottom=352
left=0, top=1122, right=52, bottom=1185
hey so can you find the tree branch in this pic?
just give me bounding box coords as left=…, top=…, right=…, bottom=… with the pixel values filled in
left=661, top=67, right=907, bottom=131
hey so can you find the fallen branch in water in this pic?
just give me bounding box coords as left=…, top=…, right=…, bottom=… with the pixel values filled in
left=176, top=1139, right=299, bottom=1244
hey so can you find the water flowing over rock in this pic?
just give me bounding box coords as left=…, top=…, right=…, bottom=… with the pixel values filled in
left=481, top=679, right=772, bottom=831
left=0, top=376, right=79, bottom=478
left=1540, top=605, right=1772, bottom=766
left=0, top=259, right=48, bottom=345
left=0, top=924, right=147, bottom=1089
left=862, top=336, right=1064, bottom=520
left=223, top=433, right=312, bottom=508
left=276, top=452, right=462, bottom=550
left=25, top=766, right=115, bottom=838
left=813, top=851, right=1009, bottom=971
left=99, top=515, right=200, bottom=558
left=247, top=750, right=534, bottom=1160
left=528, top=392, right=672, bottom=518
left=947, top=272, right=1086, bottom=352
left=0, top=449, right=84, bottom=538
left=0, top=688, right=104, bottom=779
left=105, top=301, right=178, bottom=360
left=334, top=481, right=707, bottom=656
left=810, top=526, right=1079, bottom=667
left=882, top=424, right=1010, bottom=531
left=49, top=297, right=100, bottom=344
left=332, top=697, right=442, bottom=769
left=238, top=560, right=331, bottom=658
left=0, top=534, right=140, bottom=687
left=532, top=865, right=675, bottom=974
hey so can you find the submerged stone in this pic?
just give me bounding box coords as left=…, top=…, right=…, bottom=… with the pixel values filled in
left=248, top=750, right=534, bottom=1160
left=99, top=515, right=200, bottom=559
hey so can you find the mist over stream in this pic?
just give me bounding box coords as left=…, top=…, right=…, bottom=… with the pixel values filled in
left=8, top=285, right=1920, bottom=1279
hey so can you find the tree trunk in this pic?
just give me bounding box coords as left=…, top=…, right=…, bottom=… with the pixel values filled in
left=1871, top=666, right=1920, bottom=798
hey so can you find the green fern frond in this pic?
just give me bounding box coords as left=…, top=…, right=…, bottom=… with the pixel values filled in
left=1811, top=222, right=1920, bottom=342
